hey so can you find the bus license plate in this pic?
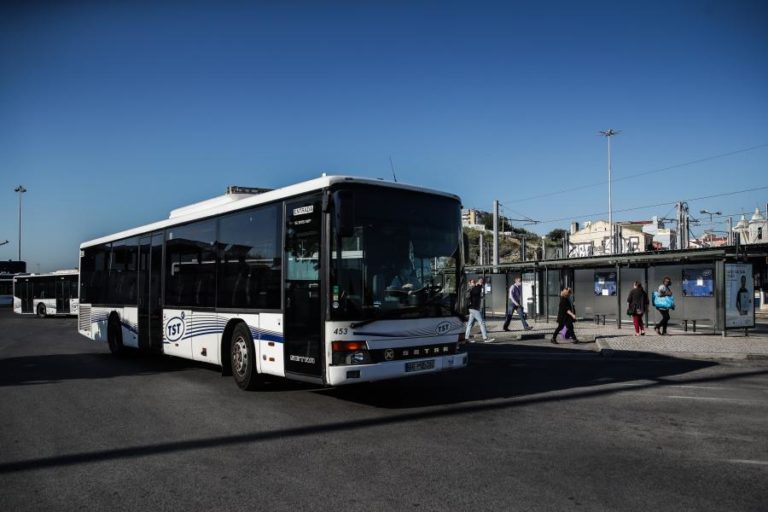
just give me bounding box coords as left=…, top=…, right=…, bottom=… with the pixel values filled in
left=405, top=360, right=435, bottom=372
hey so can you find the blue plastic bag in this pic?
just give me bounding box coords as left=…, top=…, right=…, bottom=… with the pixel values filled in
left=652, top=291, right=675, bottom=310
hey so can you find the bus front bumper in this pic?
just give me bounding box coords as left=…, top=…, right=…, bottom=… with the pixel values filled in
left=326, top=352, right=469, bottom=386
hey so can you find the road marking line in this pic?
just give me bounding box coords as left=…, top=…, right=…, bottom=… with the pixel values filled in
left=665, top=395, right=762, bottom=404
left=725, top=459, right=768, bottom=466
left=669, top=385, right=728, bottom=390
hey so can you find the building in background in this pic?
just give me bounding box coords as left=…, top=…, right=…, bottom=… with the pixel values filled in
left=461, top=208, right=487, bottom=230
left=642, top=216, right=677, bottom=250
left=568, top=220, right=653, bottom=257
left=0, top=261, right=26, bottom=274
left=733, top=207, right=767, bottom=245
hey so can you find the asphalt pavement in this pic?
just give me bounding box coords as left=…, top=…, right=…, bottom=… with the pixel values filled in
left=1, top=308, right=767, bottom=512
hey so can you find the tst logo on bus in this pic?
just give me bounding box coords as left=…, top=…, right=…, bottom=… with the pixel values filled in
left=436, top=321, right=452, bottom=335
left=166, top=315, right=186, bottom=342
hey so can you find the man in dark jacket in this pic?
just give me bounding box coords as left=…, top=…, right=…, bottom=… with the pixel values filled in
left=465, top=278, right=494, bottom=343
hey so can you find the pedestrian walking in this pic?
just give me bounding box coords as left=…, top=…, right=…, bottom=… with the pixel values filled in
left=626, top=281, right=649, bottom=336
left=465, top=278, right=494, bottom=343
left=653, top=276, right=674, bottom=335
left=551, top=287, right=579, bottom=344
left=503, top=277, right=533, bottom=331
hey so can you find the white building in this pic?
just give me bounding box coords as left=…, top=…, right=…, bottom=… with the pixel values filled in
left=733, top=207, right=767, bottom=245
left=461, top=208, right=487, bottom=230
left=568, top=220, right=653, bottom=257
left=642, top=216, right=677, bottom=250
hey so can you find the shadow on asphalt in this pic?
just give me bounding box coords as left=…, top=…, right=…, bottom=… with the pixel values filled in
left=317, top=343, right=723, bottom=408
left=3, top=361, right=767, bottom=476
left=4, top=321, right=768, bottom=475
left=0, top=352, right=200, bottom=387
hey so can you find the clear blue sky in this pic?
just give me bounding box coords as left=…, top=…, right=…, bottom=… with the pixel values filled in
left=1, top=0, right=766, bottom=272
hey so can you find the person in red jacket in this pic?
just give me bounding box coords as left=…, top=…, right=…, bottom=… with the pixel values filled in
left=626, top=281, right=650, bottom=336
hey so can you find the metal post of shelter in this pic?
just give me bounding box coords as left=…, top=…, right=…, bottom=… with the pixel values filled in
left=616, top=262, right=622, bottom=328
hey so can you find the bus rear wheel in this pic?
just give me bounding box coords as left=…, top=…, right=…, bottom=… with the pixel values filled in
left=230, top=323, right=261, bottom=390
left=36, top=303, right=47, bottom=318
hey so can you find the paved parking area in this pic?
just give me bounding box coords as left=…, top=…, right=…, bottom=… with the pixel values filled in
left=1, top=309, right=767, bottom=511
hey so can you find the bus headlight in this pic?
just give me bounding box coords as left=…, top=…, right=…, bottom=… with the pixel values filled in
left=331, top=341, right=372, bottom=366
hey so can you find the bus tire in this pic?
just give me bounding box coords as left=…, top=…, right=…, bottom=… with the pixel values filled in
left=36, top=303, right=47, bottom=318
left=107, top=315, right=125, bottom=356
left=230, top=322, right=261, bottom=390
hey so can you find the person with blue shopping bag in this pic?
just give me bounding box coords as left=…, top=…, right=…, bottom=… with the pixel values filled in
left=653, top=276, right=674, bottom=335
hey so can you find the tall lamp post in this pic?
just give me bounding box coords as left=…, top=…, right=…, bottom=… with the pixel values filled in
left=599, top=129, right=620, bottom=254
left=699, top=209, right=721, bottom=223
left=14, top=185, right=27, bottom=261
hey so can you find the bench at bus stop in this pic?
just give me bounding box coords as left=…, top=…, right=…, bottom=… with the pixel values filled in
left=680, top=318, right=715, bottom=333
left=593, top=313, right=618, bottom=326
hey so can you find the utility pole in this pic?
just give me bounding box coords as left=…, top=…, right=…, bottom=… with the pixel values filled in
left=479, top=233, right=485, bottom=266
left=599, top=129, right=620, bottom=254
left=492, top=200, right=499, bottom=270
left=14, top=185, right=27, bottom=261
left=727, top=217, right=733, bottom=245
left=676, top=201, right=693, bottom=249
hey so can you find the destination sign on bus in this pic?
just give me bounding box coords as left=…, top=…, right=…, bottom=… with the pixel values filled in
left=293, top=205, right=314, bottom=216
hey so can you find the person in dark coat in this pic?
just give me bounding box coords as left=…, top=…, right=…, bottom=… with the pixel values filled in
left=551, top=287, right=579, bottom=344
left=626, top=281, right=650, bottom=336
left=464, top=278, right=494, bottom=343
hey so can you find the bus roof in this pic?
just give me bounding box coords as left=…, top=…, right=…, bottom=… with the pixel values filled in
left=13, top=270, right=78, bottom=280
left=81, top=175, right=461, bottom=248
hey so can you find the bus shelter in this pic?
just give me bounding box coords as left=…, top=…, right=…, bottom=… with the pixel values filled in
left=467, top=243, right=767, bottom=335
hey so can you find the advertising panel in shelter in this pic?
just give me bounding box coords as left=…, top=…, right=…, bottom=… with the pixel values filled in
left=725, top=263, right=754, bottom=328
left=681, top=268, right=714, bottom=297
left=594, top=272, right=617, bottom=296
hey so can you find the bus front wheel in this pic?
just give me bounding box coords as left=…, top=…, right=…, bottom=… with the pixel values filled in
left=36, top=303, right=47, bottom=318
left=230, top=323, right=261, bottom=390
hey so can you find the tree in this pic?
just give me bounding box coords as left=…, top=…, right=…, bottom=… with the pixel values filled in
left=546, top=228, right=568, bottom=243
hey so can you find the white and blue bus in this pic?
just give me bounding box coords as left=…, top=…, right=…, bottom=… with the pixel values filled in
left=78, top=176, right=468, bottom=390
left=0, top=274, right=14, bottom=307
left=13, top=270, right=80, bottom=317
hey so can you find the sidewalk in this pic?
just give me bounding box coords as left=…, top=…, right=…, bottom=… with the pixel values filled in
left=469, top=316, right=768, bottom=361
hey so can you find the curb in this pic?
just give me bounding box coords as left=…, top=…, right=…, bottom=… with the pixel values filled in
left=595, top=338, right=768, bottom=362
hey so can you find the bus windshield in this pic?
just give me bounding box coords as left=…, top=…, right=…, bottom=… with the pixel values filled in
left=329, top=186, right=462, bottom=322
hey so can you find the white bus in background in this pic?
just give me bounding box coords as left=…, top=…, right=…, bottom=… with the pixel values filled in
left=0, top=274, right=14, bottom=306
left=13, top=270, right=80, bottom=317
left=78, top=176, right=468, bottom=390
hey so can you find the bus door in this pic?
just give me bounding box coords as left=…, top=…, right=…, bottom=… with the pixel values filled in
left=20, top=279, right=33, bottom=313
left=56, top=278, right=71, bottom=314
left=283, top=196, right=324, bottom=378
left=138, top=232, right=164, bottom=352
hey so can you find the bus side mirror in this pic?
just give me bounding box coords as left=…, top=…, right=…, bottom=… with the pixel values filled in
left=463, top=232, right=469, bottom=262
left=333, top=190, right=355, bottom=238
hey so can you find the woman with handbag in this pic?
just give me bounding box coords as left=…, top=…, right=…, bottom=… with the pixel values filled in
left=653, top=276, right=674, bottom=335
left=552, top=287, right=579, bottom=344
left=626, top=281, right=649, bottom=336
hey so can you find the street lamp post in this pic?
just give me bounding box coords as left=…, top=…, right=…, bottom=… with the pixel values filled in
left=599, top=129, right=620, bottom=253
left=699, top=209, right=721, bottom=223
left=14, top=185, right=27, bottom=261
